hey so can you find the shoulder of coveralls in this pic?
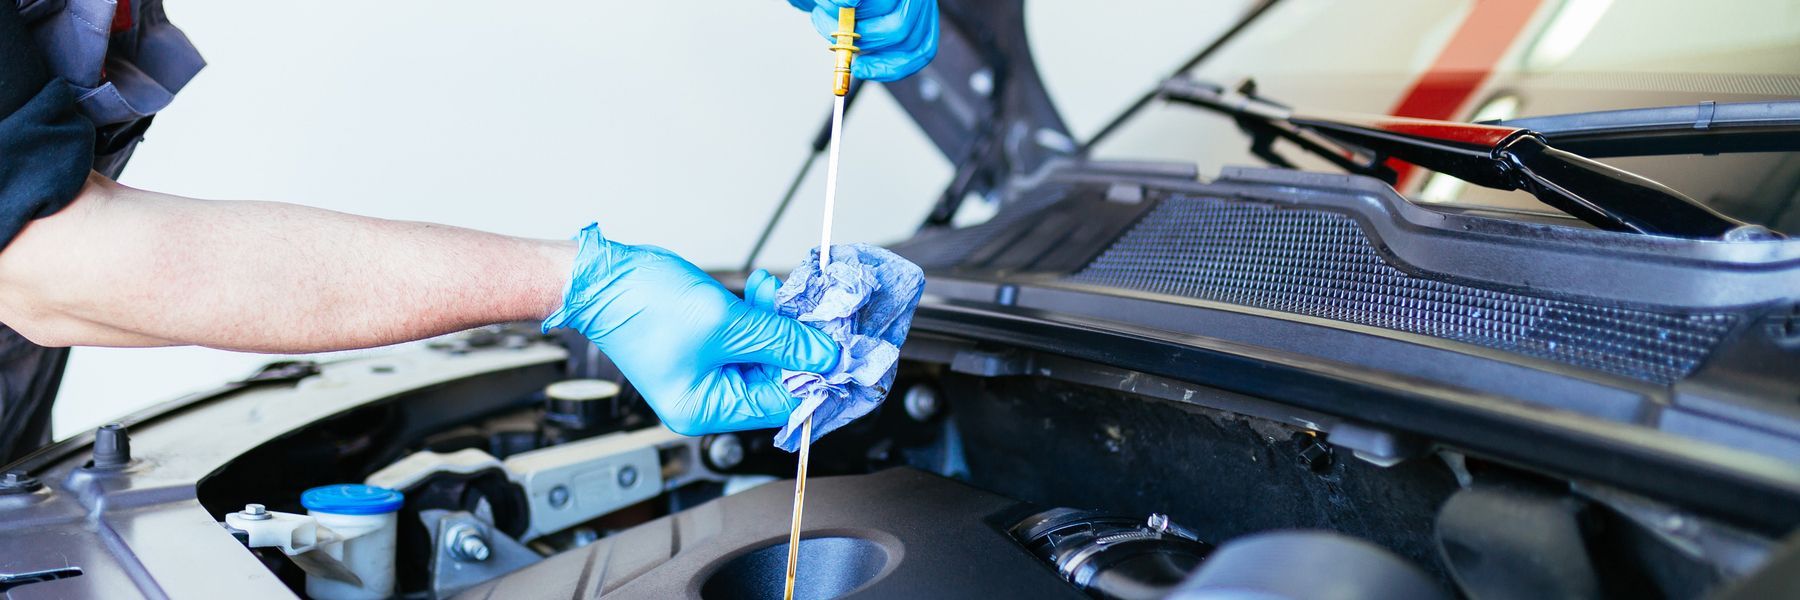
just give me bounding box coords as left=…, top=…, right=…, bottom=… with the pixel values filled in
left=0, top=1, right=98, bottom=253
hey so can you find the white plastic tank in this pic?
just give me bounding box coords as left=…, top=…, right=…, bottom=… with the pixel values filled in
left=300, top=484, right=405, bottom=600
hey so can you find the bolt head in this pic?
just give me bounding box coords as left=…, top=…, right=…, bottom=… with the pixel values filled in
left=446, top=524, right=492, bottom=562
left=969, top=69, right=995, bottom=97
left=458, top=535, right=491, bottom=561
left=238, top=503, right=273, bottom=520
left=617, top=465, right=639, bottom=488
left=548, top=485, right=571, bottom=508
left=919, top=77, right=943, bottom=102
left=902, top=386, right=941, bottom=421
left=0, top=470, right=41, bottom=494
left=704, top=434, right=745, bottom=471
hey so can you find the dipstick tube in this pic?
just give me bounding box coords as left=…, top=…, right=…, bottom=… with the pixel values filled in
left=785, top=8, right=856, bottom=600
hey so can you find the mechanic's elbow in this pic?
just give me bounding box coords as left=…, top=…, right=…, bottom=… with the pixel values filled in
left=0, top=294, right=80, bottom=346
left=0, top=311, right=79, bottom=348
left=0, top=281, right=85, bottom=347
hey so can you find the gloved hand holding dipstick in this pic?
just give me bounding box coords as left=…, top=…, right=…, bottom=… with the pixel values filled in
left=789, top=0, right=940, bottom=82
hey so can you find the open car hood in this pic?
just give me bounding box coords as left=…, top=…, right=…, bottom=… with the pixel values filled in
left=880, top=0, right=1077, bottom=224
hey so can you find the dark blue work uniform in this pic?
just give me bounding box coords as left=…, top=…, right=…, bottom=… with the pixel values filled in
left=0, top=0, right=199, bottom=461
left=0, top=2, right=92, bottom=462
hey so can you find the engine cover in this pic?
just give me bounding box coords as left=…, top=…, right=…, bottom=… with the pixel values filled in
left=455, top=468, right=1083, bottom=599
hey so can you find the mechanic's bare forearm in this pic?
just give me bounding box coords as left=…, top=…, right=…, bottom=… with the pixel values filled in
left=0, top=173, right=576, bottom=352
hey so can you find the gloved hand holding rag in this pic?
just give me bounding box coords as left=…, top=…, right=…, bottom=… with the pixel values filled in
left=545, top=225, right=843, bottom=436
left=757, top=244, right=924, bottom=452
left=545, top=224, right=922, bottom=445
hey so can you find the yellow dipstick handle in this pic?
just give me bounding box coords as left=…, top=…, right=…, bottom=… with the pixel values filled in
left=829, top=7, right=859, bottom=96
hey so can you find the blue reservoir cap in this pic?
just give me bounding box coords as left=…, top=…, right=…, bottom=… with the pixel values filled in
left=301, top=484, right=405, bottom=515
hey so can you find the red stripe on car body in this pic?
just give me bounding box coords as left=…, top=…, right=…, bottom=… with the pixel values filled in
left=1386, top=0, right=1543, bottom=189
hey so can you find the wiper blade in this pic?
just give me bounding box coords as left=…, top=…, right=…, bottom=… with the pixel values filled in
left=1498, top=100, right=1800, bottom=158
left=1157, top=77, right=1772, bottom=239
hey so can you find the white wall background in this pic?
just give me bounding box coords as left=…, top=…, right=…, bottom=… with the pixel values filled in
left=53, top=0, right=1246, bottom=438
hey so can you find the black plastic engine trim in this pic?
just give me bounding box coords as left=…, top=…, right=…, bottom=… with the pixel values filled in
left=452, top=468, right=1083, bottom=599
left=904, top=299, right=1800, bottom=533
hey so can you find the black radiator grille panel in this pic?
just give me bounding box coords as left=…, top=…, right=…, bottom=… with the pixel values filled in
left=1068, top=196, right=1736, bottom=384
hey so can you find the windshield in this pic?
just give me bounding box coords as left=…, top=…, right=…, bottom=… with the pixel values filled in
left=1077, top=0, right=1800, bottom=234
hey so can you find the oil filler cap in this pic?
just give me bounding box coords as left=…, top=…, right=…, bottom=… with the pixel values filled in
left=301, top=484, right=405, bottom=515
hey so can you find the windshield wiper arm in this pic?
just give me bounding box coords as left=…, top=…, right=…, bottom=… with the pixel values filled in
left=1158, top=77, right=1771, bottom=239
left=1161, top=79, right=1398, bottom=181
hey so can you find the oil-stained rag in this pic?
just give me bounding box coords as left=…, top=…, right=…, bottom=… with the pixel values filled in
left=773, top=244, right=925, bottom=452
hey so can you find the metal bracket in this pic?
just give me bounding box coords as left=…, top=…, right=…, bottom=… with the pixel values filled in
left=503, top=427, right=680, bottom=541
left=423, top=510, right=541, bottom=599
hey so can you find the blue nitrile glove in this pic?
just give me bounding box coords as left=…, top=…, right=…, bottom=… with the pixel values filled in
left=744, top=267, right=783, bottom=311
left=543, top=225, right=839, bottom=436
left=787, top=0, right=939, bottom=82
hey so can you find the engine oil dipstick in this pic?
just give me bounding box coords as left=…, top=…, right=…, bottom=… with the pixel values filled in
left=786, top=8, right=857, bottom=600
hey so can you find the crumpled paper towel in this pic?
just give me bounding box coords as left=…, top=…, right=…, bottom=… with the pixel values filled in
left=772, top=244, right=924, bottom=452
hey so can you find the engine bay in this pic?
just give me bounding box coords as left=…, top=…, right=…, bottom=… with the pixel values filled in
left=173, top=324, right=1779, bottom=600
left=197, top=343, right=1449, bottom=599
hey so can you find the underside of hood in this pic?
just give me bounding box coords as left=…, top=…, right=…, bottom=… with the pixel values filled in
left=880, top=0, right=1076, bottom=225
